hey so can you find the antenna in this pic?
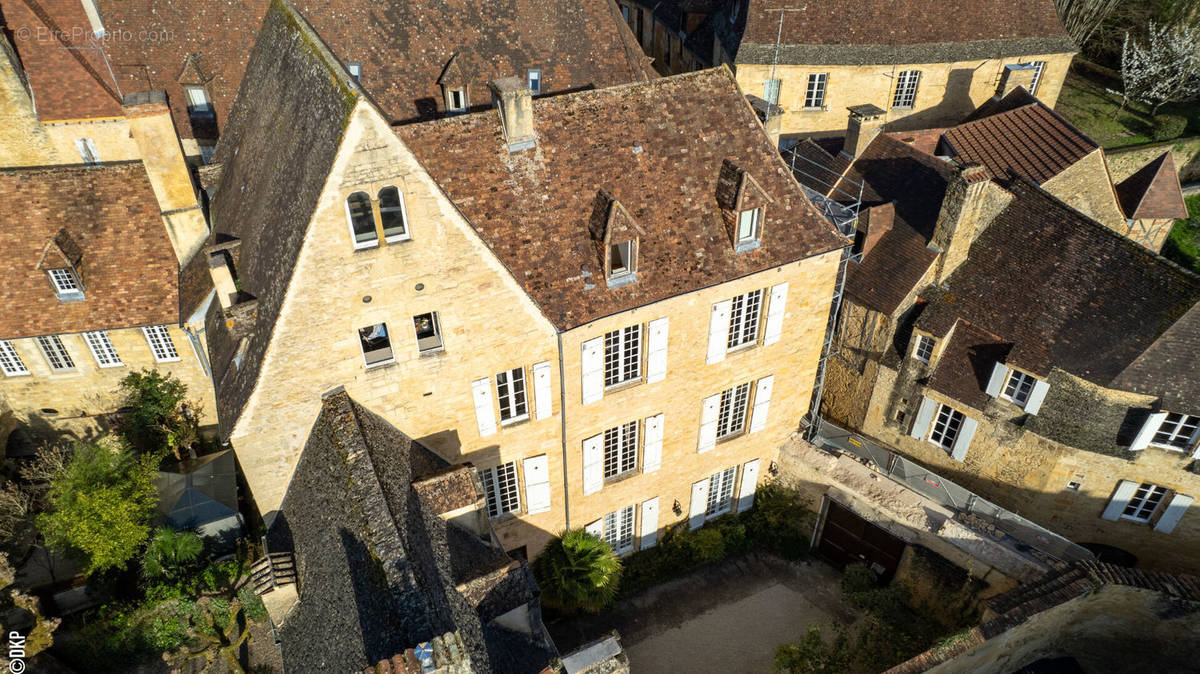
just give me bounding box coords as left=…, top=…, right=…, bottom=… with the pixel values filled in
left=763, top=7, right=804, bottom=121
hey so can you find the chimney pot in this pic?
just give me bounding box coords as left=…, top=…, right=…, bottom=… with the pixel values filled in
left=843, top=104, right=886, bottom=158
left=488, top=77, right=536, bottom=153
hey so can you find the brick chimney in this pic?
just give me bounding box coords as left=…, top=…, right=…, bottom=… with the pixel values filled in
left=996, top=63, right=1038, bottom=98
left=843, top=104, right=886, bottom=158
left=489, top=77, right=536, bottom=152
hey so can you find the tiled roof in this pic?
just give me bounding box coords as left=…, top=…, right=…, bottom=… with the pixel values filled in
left=960, top=87, right=1038, bottom=123
left=926, top=320, right=1011, bottom=411
left=397, top=67, right=846, bottom=331
left=1111, top=301, right=1200, bottom=415
left=0, top=162, right=179, bottom=340
left=1115, top=152, right=1189, bottom=220
left=845, top=215, right=938, bottom=316
left=941, top=100, right=1098, bottom=184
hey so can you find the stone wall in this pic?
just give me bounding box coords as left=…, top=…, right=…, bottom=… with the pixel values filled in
left=1041, top=149, right=1125, bottom=231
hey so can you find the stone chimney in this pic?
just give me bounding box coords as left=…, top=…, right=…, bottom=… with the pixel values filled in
left=859, top=202, right=895, bottom=258
left=489, top=77, right=536, bottom=152
left=996, top=63, right=1038, bottom=98
left=122, top=91, right=208, bottom=266
left=931, top=164, right=1014, bottom=283
left=843, top=104, right=886, bottom=158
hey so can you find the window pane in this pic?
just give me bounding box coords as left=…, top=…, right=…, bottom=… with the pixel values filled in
left=610, top=241, right=632, bottom=275
left=727, top=290, right=763, bottom=349
left=378, top=186, right=407, bottom=239
left=83, top=330, right=121, bottom=367
left=706, top=466, right=737, bottom=517
left=142, top=326, right=180, bottom=362
left=0, top=340, right=29, bottom=376
left=347, top=192, right=377, bottom=245
left=929, top=404, right=963, bottom=450
left=603, top=325, right=641, bottom=388
left=414, top=312, right=442, bottom=352
left=603, top=420, right=638, bottom=479
left=603, top=505, right=635, bottom=553
left=358, top=323, right=393, bottom=366
left=483, top=462, right=520, bottom=518
left=37, top=335, right=75, bottom=371
left=497, top=367, right=528, bottom=422
left=893, top=70, right=920, bottom=108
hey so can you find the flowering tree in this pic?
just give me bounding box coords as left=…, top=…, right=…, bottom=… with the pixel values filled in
left=1119, top=21, right=1200, bottom=116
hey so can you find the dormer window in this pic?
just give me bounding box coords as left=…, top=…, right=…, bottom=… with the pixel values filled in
left=610, top=241, right=635, bottom=278
left=446, top=88, right=467, bottom=113
left=1001, top=370, right=1036, bottom=407
left=913, top=335, right=935, bottom=364
left=184, top=86, right=214, bottom=121
left=737, top=208, right=762, bottom=249
left=527, top=69, right=542, bottom=94
left=346, top=191, right=378, bottom=249
left=985, top=362, right=1049, bottom=414
left=1151, top=413, right=1200, bottom=450
left=48, top=268, right=84, bottom=301
left=378, top=186, right=409, bottom=242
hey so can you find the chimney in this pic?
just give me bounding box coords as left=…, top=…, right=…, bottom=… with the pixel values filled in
left=996, top=63, right=1038, bottom=98
left=122, top=91, right=209, bottom=265
left=489, top=77, right=536, bottom=152
left=931, top=164, right=1013, bottom=283
left=843, top=104, right=886, bottom=158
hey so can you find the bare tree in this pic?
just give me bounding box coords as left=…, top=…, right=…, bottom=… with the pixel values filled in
left=1119, top=21, right=1200, bottom=116
left=1054, top=0, right=1123, bottom=47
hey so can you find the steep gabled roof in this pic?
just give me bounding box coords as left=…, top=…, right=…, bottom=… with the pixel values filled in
left=1115, top=152, right=1189, bottom=220
left=926, top=320, right=1012, bottom=410
left=1111, top=301, right=1200, bottom=415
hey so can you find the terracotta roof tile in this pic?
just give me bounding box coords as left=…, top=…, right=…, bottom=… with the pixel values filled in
left=1115, top=152, right=1189, bottom=220
left=926, top=320, right=1011, bottom=410
left=942, top=101, right=1097, bottom=184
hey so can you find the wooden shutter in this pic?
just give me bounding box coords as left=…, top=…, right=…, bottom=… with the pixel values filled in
left=749, top=375, right=774, bottom=433
left=646, top=317, right=669, bottom=383
left=640, top=497, right=660, bottom=548
left=522, top=455, right=551, bottom=514
left=582, top=434, right=604, bottom=495
left=585, top=519, right=604, bottom=537
left=532, top=361, right=552, bottom=420
left=642, top=413, right=664, bottom=473
left=909, top=397, right=937, bottom=440
left=763, top=282, right=789, bottom=345
left=697, top=394, right=720, bottom=452
left=736, top=459, right=761, bottom=513
left=985, top=362, right=1009, bottom=397
left=1130, top=412, right=1168, bottom=451
left=688, top=479, right=709, bottom=530
left=950, top=416, right=977, bottom=462
left=706, top=300, right=731, bottom=364
left=1153, top=493, right=1193, bottom=534
left=1101, top=480, right=1140, bottom=521
left=471, top=377, right=496, bottom=437
left=581, top=337, right=604, bottom=405
left=1024, top=379, right=1050, bottom=415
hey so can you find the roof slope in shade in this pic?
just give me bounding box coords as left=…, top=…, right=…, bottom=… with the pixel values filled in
left=942, top=101, right=1098, bottom=184
left=1111, top=301, right=1200, bottom=415
left=1115, top=151, right=1189, bottom=220
left=396, top=67, right=847, bottom=331
left=926, top=320, right=1012, bottom=410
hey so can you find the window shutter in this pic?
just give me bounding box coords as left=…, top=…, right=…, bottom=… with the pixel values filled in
left=1153, top=493, right=1193, bottom=534
left=706, top=300, right=731, bottom=364
left=523, top=455, right=551, bottom=514
left=1101, top=480, right=1140, bottom=521
left=736, top=459, right=761, bottom=513
left=688, top=479, right=709, bottom=530
left=75, top=138, right=100, bottom=164
left=910, top=397, right=937, bottom=440
left=532, top=361, right=552, bottom=420
left=985, top=362, right=1009, bottom=397
left=642, top=413, right=664, bottom=473
left=950, top=416, right=977, bottom=462
left=581, top=337, right=604, bottom=404
left=1024, top=379, right=1050, bottom=415
left=749, top=375, right=774, bottom=433
left=763, top=282, right=789, bottom=345
left=640, top=497, right=660, bottom=548
left=1130, top=412, right=1168, bottom=451
left=471, top=378, right=496, bottom=437
left=697, top=393, right=721, bottom=452
left=646, top=317, right=669, bottom=383
left=582, top=434, right=604, bottom=495
left=585, top=519, right=604, bottom=537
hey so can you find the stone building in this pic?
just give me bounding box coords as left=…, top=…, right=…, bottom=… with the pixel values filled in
left=1114, top=152, right=1191, bottom=253
left=194, top=0, right=846, bottom=559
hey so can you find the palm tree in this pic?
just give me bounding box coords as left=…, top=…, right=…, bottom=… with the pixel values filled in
left=142, top=527, right=204, bottom=580
left=532, top=529, right=622, bottom=613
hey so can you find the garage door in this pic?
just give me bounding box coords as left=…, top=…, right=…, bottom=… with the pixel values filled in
left=816, top=499, right=906, bottom=581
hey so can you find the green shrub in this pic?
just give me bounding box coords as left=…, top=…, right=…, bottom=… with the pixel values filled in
left=743, top=484, right=812, bottom=559
left=687, top=527, right=726, bottom=563
left=774, top=626, right=849, bottom=673
left=1152, top=115, right=1188, bottom=141
left=840, top=562, right=878, bottom=596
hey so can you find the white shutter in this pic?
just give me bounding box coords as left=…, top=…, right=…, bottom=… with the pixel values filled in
left=532, top=361, right=552, bottom=420
left=642, top=413, right=664, bottom=473
left=697, top=394, right=720, bottom=452
left=706, top=300, right=731, bottom=364
left=581, top=337, right=604, bottom=405
left=522, top=455, right=551, bottom=514
left=471, top=378, right=496, bottom=437
left=985, top=362, right=1009, bottom=397
left=910, top=397, right=937, bottom=440
left=582, top=434, right=604, bottom=495
left=749, top=375, right=774, bottom=433
left=75, top=138, right=100, bottom=164
left=1154, top=493, right=1193, bottom=534
left=736, top=459, right=761, bottom=513
left=1130, top=412, right=1168, bottom=451
left=1024, top=379, right=1050, bottom=415
left=763, top=282, right=789, bottom=345
left=950, top=416, right=977, bottom=462
left=585, top=519, right=604, bottom=537
left=688, top=479, right=709, bottom=530
left=646, top=317, right=669, bottom=383
left=640, top=497, right=660, bottom=548
left=1101, top=480, right=1140, bottom=521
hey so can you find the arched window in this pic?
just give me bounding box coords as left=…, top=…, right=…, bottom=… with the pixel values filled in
left=346, top=191, right=377, bottom=248
left=378, top=186, right=409, bottom=242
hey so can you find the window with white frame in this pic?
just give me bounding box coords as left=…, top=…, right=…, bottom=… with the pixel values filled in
left=447, top=88, right=467, bottom=112
left=82, top=331, right=121, bottom=368
left=716, top=382, right=752, bottom=439
left=481, top=461, right=521, bottom=518
left=603, top=421, right=638, bottom=479
left=378, top=186, right=409, bottom=242
left=706, top=465, right=737, bottom=517
left=184, top=85, right=214, bottom=119
left=1151, top=412, right=1200, bottom=450
left=0, top=340, right=29, bottom=377
left=527, top=68, right=542, bottom=94
left=610, top=240, right=635, bottom=279
left=602, top=505, right=635, bottom=554
left=1001, top=369, right=1036, bottom=407
left=75, top=138, right=100, bottom=165
left=763, top=78, right=781, bottom=106
left=737, top=208, right=762, bottom=247
left=727, top=289, right=763, bottom=350
left=604, top=325, right=641, bottom=388
left=347, top=62, right=362, bottom=83
left=928, top=403, right=964, bottom=451
left=892, top=70, right=920, bottom=108
left=358, top=323, right=393, bottom=367
left=36, top=335, right=75, bottom=372
left=1029, top=61, right=1046, bottom=95
left=1121, top=482, right=1168, bottom=522
left=413, top=312, right=443, bottom=353
left=142, top=325, right=180, bottom=362
left=804, top=73, right=827, bottom=108
left=47, top=268, right=83, bottom=300
left=913, top=335, right=935, bottom=364
left=346, top=192, right=378, bottom=249
left=496, top=367, right=528, bottom=424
